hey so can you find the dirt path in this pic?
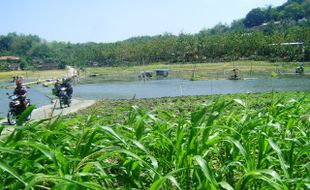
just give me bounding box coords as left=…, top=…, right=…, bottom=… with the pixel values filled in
left=0, top=98, right=96, bottom=136
left=31, top=98, right=96, bottom=120
left=67, top=66, right=78, bottom=77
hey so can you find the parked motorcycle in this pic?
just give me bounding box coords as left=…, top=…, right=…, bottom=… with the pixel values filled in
left=59, top=87, right=71, bottom=108
left=7, top=93, right=31, bottom=125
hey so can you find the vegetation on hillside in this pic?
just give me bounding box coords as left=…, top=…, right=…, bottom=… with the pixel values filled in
left=244, top=0, right=309, bottom=27
left=0, top=0, right=309, bottom=70
left=0, top=91, right=309, bottom=189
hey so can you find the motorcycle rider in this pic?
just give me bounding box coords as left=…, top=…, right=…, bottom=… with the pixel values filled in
left=62, top=77, right=73, bottom=99
left=13, top=79, right=29, bottom=108
left=54, top=79, right=62, bottom=96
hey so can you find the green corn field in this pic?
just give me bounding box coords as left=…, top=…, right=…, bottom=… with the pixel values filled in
left=0, top=91, right=309, bottom=189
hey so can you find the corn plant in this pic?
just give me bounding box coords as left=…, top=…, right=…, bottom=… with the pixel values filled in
left=0, top=91, right=309, bottom=189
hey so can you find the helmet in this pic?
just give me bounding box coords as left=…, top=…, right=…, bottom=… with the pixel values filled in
left=16, top=79, right=23, bottom=86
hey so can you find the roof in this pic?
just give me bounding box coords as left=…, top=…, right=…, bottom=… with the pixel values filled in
left=0, top=56, right=20, bottom=61
left=8, top=62, right=21, bottom=66
left=140, top=71, right=153, bottom=73
left=37, top=63, right=59, bottom=67
left=269, top=42, right=304, bottom=46
left=155, top=69, right=170, bottom=72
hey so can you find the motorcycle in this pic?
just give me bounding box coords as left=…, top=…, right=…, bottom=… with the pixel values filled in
left=7, top=93, right=31, bottom=125
left=58, top=87, right=71, bottom=108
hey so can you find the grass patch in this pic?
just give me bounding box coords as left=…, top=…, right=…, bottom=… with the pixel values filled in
left=0, top=70, right=68, bottom=82
left=1, top=61, right=308, bottom=83
left=81, top=61, right=310, bottom=82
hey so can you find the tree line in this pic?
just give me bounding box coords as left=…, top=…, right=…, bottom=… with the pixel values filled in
left=244, top=0, right=309, bottom=27
left=0, top=0, right=309, bottom=70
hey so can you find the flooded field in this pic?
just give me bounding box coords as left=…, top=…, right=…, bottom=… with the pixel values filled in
left=1, top=77, right=309, bottom=118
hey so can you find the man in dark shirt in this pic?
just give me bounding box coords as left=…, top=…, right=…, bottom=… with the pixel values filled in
left=54, top=79, right=62, bottom=96
left=13, top=79, right=28, bottom=108
left=62, top=78, right=73, bottom=98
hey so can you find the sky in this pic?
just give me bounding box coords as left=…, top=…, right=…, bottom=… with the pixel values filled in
left=1, top=0, right=287, bottom=43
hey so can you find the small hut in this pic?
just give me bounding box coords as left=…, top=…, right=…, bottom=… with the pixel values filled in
left=0, top=56, right=21, bottom=70
left=155, top=69, right=169, bottom=77
left=37, top=63, right=59, bottom=70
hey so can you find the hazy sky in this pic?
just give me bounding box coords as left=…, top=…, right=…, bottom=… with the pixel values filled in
left=1, top=0, right=287, bottom=43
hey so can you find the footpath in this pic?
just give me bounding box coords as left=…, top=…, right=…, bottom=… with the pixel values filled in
left=0, top=98, right=96, bottom=136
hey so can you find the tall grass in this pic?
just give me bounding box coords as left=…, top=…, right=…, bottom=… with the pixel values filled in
left=0, top=91, right=309, bottom=189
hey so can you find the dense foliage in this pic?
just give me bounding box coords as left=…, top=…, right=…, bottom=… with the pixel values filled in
left=244, top=0, right=309, bottom=27
left=0, top=0, right=309, bottom=70
left=0, top=91, right=309, bottom=189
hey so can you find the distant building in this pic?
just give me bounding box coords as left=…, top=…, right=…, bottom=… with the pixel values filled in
left=8, top=63, right=21, bottom=70
left=0, top=56, right=21, bottom=70
left=269, top=42, right=304, bottom=46
left=37, top=63, right=59, bottom=70
left=269, top=42, right=305, bottom=61
left=298, top=18, right=307, bottom=23
left=32, top=58, right=60, bottom=70
left=155, top=69, right=170, bottom=77
left=0, top=56, right=20, bottom=61
left=87, top=61, right=99, bottom=67
left=269, top=42, right=304, bottom=52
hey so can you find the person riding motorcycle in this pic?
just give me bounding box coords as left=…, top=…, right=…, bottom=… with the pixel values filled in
left=13, top=79, right=29, bottom=108
left=62, top=77, right=73, bottom=98
left=54, top=79, right=62, bottom=96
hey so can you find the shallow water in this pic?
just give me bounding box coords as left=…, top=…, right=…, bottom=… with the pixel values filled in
left=1, top=78, right=310, bottom=118
left=72, top=78, right=310, bottom=99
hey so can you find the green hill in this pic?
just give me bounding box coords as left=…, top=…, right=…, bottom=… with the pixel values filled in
left=0, top=0, right=309, bottom=70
